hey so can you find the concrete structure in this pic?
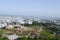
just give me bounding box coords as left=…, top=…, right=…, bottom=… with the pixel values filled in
left=6, top=34, right=19, bottom=40
left=0, top=20, right=7, bottom=28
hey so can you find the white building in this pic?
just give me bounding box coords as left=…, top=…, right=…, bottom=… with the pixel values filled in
left=6, top=34, right=19, bottom=40
left=0, top=21, right=7, bottom=28
left=27, top=20, right=33, bottom=24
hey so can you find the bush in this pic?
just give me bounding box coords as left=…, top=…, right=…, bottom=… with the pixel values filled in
left=2, top=37, right=9, bottom=40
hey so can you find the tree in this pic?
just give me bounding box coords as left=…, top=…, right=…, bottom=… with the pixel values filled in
left=27, top=37, right=34, bottom=40
left=16, top=37, right=27, bottom=40
left=32, top=21, right=39, bottom=25
left=16, top=37, right=22, bottom=40
left=2, top=37, right=9, bottom=40
left=0, top=36, right=3, bottom=40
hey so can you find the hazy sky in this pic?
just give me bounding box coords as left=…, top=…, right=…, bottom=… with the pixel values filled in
left=0, top=0, right=60, bottom=17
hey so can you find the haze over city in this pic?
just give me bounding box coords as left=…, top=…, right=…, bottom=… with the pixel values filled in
left=0, top=0, right=60, bottom=17
left=0, top=0, right=60, bottom=40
